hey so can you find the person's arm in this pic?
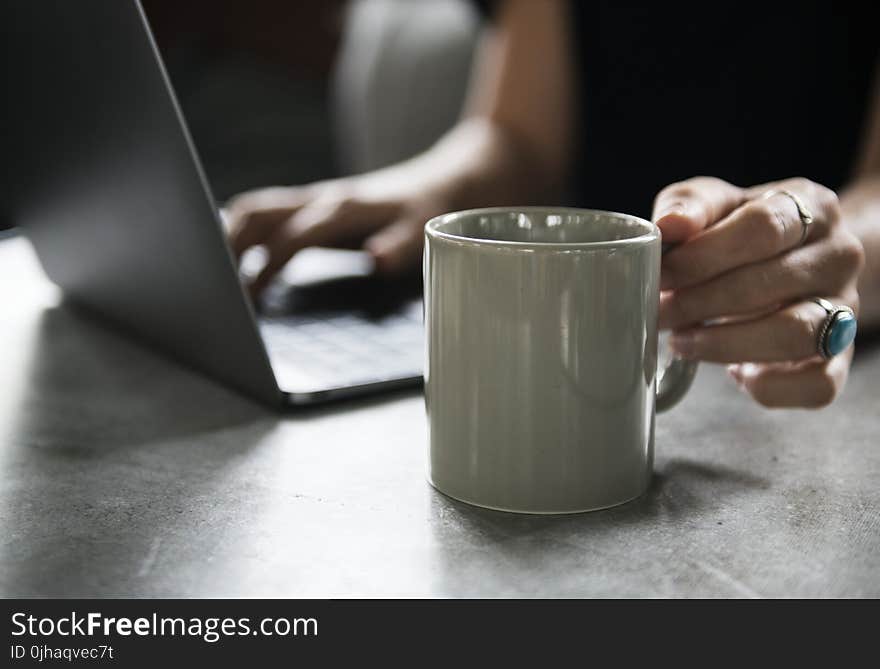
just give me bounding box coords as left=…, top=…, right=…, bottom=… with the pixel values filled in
left=840, top=67, right=880, bottom=329
left=227, top=0, right=573, bottom=293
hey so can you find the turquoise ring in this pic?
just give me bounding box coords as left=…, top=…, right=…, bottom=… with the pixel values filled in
left=812, top=298, right=858, bottom=359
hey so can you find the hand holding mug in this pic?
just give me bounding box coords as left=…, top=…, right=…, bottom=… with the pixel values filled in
left=425, top=208, right=696, bottom=513
left=653, top=177, right=864, bottom=408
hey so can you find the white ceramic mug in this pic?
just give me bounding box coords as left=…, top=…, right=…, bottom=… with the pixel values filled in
left=424, top=208, right=697, bottom=514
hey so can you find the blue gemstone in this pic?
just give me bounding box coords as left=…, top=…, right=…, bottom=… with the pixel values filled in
left=827, top=312, right=857, bottom=357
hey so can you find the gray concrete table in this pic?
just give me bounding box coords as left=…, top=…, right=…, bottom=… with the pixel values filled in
left=1, top=234, right=878, bottom=598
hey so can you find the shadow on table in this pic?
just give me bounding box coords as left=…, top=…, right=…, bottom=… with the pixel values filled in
left=1, top=300, right=428, bottom=595
left=10, top=303, right=420, bottom=448
left=432, top=458, right=769, bottom=528
left=7, top=305, right=274, bottom=450
left=0, top=306, right=264, bottom=594
left=426, top=458, right=770, bottom=595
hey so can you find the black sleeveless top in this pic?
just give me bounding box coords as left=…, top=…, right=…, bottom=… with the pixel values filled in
left=476, top=1, right=878, bottom=217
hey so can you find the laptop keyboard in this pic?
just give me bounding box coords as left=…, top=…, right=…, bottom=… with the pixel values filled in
left=258, top=303, right=424, bottom=392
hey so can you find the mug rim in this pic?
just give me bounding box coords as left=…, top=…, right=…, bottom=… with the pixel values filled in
left=424, top=206, right=659, bottom=250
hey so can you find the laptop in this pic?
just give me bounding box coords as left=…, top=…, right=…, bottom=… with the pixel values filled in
left=6, top=0, right=424, bottom=406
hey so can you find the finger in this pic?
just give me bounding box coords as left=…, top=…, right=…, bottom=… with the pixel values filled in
left=248, top=241, right=293, bottom=300
left=661, top=179, right=839, bottom=290
left=247, top=197, right=398, bottom=296
left=225, top=185, right=311, bottom=221
left=727, top=349, right=852, bottom=408
left=659, top=235, right=862, bottom=330
left=228, top=207, right=301, bottom=259
left=652, top=177, right=746, bottom=243
left=743, top=177, right=841, bottom=226
left=287, top=197, right=399, bottom=249
left=226, top=187, right=311, bottom=258
left=364, top=218, right=423, bottom=275
left=668, top=295, right=857, bottom=363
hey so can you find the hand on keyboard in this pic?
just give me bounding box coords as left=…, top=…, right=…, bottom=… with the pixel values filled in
left=224, top=171, right=453, bottom=298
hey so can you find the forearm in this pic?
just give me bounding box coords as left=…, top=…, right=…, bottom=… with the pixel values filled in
left=841, top=173, right=880, bottom=329
left=355, top=0, right=572, bottom=211
left=349, top=116, right=555, bottom=211
left=405, top=117, right=560, bottom=208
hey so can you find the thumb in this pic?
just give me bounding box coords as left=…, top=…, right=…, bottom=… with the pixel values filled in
left=652, top=177, right=745, bottom=243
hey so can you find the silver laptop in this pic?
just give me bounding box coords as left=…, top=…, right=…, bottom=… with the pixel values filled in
left=6, top=0, right=423, bottom=406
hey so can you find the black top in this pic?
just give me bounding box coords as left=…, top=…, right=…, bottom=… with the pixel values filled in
left=476, top=1, right=879, bottom=217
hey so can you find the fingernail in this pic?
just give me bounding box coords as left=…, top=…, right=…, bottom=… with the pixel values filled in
left=658, top=292, right=675, bottom=330
left=669, top=332, right=696, bottom=359
left=653, top=203, right=685, bottom=223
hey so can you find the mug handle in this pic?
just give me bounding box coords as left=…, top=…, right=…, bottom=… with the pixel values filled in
left=655, top=242, right=698, bottom=412
left=655, top=353, right=698, bottom=412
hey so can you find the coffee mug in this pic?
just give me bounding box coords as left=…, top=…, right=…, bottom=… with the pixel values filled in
left=423, top=207, right=697, bottom=514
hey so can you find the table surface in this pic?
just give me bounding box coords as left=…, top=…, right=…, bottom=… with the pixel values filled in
left=1, top=233, right=878, bottom=598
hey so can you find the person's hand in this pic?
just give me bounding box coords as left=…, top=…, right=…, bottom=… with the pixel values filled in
left=225, top=171, right=450, bottom=296
left=653, top=176, right=864, bottom=408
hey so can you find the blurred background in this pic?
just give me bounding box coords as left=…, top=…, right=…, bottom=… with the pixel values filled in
left=1, top=0, right=480, bottom=230
left=146, top=0, right=479, bottom=199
